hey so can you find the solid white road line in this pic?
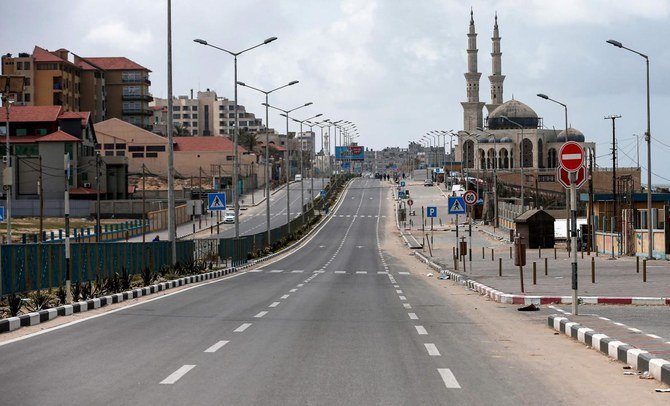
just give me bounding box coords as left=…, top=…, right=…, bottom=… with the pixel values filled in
left=415, top=326, right=428, bottom=335
left=408, top=313, right=418, bottom=320
left=234, top=323, right=252, bottom=332
left=160, top=365, right=196, bottom=385
left=254, top=311, right=268, bottom=318
left=280, top=294, right=290, bottom=299
left=204, top=340, right=229, bottom=353
left=424, top=343, right=441, bottom=356
left=437, top=368, right=461, bottom=389
left=647, top=334, right=662, bottom=339
left=269, top=302, right=280, bottom=308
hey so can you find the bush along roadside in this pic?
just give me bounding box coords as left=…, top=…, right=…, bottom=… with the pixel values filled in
left=0, top=174, right=356, bottom=334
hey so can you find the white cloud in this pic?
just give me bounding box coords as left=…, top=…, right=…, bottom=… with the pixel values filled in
left=84, top=21, right=153, bottom=52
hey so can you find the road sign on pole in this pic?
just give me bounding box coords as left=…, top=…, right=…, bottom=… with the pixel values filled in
left=407, top=199, right=414, bottom=207
left=557, top=165, right=587, bottom=189
left=463, top=190, right=478, bottom=206
left=447, top=196, right=466, bottom=215
left=207, top=193, right=226, bottom=211
left=0, top=206, right=4, bottom=221
left=400, top=181, right=406, bottom=187
left=559, top=141, right=585, bottom=172
left=426, top=206, right=437, bottom=218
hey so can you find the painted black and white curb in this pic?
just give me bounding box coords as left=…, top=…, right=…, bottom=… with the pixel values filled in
left=549, top=314, right=670, bottom=386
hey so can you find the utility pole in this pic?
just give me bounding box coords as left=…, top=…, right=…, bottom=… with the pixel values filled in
left=95, top=153, right=101, bottom=242
left=166, top=0, right=177, bottom=264
left=38, top=155, right=44, bottom=243
left=142, top=164, right=147, bottom=244
left=605, top=114, right=621, bottom=259
left=64, top=153, right=72, bottom=303
left=588, top=152, right=594, bottom=253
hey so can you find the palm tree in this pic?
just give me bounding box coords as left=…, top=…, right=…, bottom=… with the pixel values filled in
left=173, top=124, right=190, bottom=136
left=239, top=128, right=259, bottom=161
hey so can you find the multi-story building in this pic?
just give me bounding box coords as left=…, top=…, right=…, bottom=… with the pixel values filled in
left=1, top=46, right=152, bottom=129
left=153, top=89, right=264, bottom=137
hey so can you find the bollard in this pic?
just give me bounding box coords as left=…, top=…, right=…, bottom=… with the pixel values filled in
left=532, top=262, right=537, bottom=285
left=539, top=247, right=542, bottom=258
left=509, top=246, right=512, bottom=259
left=643, top=259, right=647, bottom=282
left=554, top=247, right=557, bottom=259
left=591, top=257, right=595, bottom=283
left=544, top=257, right=548, bottom=276
left=581, top=249, right=584, bottom=259
left=482, top=246, right=485, bottom=259
left=193, top=224, right=196, bottom=234
left=636, top=256, right=640, bottom=273
left=519, top=265, right=525, bottom=293
left=491, top=248, right=494, bottom=261
left=498, top=258, right=502, bottom=277
left=452, top=246, right=456, bottom=259
left=596, top=248, right=599, bottom=257
left=469, top=248, right=472, bottom=262
left=454, top=254, right=458, bottom=271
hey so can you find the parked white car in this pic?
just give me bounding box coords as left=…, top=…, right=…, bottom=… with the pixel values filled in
left=450, top=185, right=465, bottom=197
left=223, top=211, right=236, bottom=224
left=295, top=174, right=302, bottom=181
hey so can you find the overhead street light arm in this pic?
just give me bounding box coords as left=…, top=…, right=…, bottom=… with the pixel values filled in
left=194, top=36, right=277, bottom=56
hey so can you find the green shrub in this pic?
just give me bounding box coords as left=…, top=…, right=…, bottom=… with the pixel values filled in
left=7, top=294, right=23, bottom=316
left=26, top=289, right=54, bottom=312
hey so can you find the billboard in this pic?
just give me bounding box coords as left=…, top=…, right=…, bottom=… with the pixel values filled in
left=335, top=145, right=365, bottom=161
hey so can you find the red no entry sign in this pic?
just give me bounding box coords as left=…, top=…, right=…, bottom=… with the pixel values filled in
left=559, top=141, right=584, bottom=172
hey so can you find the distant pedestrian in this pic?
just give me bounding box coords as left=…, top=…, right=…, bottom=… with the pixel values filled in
left=152, top=235, right=160, bottom=242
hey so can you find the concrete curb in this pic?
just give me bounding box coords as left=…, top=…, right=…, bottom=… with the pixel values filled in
left=0, top=266, right=240, bottom=334
left=548, top=314, right=670, bottom=386
left=411, top=252, right=670, bottom=306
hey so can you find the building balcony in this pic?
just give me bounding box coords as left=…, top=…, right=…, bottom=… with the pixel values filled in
left=121, top=77, right=151, bottom=85
left=122, top=108, right=153, bottom=116
left=122, top=93, right=154, bottom=102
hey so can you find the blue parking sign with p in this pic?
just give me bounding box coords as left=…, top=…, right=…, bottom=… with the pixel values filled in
left=426, top=206, right=437, bottom=218
left=0, top=206, right=4, bottom=221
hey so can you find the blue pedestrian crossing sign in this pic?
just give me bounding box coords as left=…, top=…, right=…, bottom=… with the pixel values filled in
left=447, top=196, right=466, bottom=214
left=0, top=206, right=4, bottom=221
left=208, top=193, right=226, bottom=211
left=426, top=206, right=437, bottom=218
left=398, top=190, right=406, bottom=199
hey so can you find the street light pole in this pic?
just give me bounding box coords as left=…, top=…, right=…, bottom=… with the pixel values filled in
left=194, top=36, right=278, bottom=241
left=606, top=39, right=653, bottom=260
left=265, top=102, right=313, bottom=232
left=291, top=114, right=322, bottom=217
left=238, top=80, right=298, bottom=244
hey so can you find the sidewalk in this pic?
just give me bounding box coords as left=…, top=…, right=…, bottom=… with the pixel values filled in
left=399, top=182, right=670, bottom=304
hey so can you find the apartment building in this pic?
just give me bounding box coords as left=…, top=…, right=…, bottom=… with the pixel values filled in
left=1, top=46, right=152, bottom=129
left=152, top=89, right=264, bottom=137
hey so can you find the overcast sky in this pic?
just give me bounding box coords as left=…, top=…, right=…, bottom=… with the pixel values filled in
left=2, top=0, right=670, bottom=184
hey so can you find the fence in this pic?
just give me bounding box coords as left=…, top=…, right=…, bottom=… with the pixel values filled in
left=1, top=241, right=193, bottom=296
left=22, top=219, right=150, bottom=244
left=0, top=174, right=353, bottom=297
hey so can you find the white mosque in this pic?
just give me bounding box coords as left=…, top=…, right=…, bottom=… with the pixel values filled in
left=455, top=11, right=595, bottom=171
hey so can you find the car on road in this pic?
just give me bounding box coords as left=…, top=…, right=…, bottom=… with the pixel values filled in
left=295, top=174, right=302, bottom=181
left=223, top=211, right=235, bottom=224
left=423, top=179, right=434, bottom=186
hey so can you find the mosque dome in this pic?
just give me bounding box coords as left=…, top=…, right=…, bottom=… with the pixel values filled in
left=557, top=127, right=585, bottom=142
left=487, top=99, right=540, bottom=130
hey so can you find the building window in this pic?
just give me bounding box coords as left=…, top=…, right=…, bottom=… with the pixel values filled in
left=192, top=130, right=197, bottom=136
left=104, top=143, right=115, bottom=149
left=128, top=146, right=144, bottom=152
left=192, top=114, right=198, bottom=119
left=173, top=106, right=181, bottom=111
left=105, top=151, right=114, bottom=156
left=15, top=128, right=27, bottom=136
left=95, top=143, right=101, bottom=149
left=226, top=155, right=233, bottom=161
left=192, top=121, right=198, bottom=127
left=24, top=61, right=30, bottom=70
left=132, top=152, right=144, bottom=158
left=173, top=114, right=181, bottom=119
left=228, top=105, right=235, bottom=110
left=146, top=145, right=165, bottom=152
left=121, top=71, right=142, bottom=82
left=14, top=145, right=38, bottom=155
left=115, top=143, right=126, bottom=149
left=240, top=121, right=247, bottom=126
left=219, top=105, right=224, bottom=110
left=24, top=77, right=30, bottom=86
left=191, top=106, right=198, bottom=111
left=116, top=151, right=125, bottom=156
left=228, top=113, right=235, bottom=118
left=182, top=114, right=190, bottom=119
left=229, top=121, right=235, bottom=126
left=145, top=153, right=158, bottom=158
left=23, top=93, right=31, bottom=102
left=36, top=128, right=47, bottom=135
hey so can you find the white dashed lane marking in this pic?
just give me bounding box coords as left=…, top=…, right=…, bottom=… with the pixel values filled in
left=254, top=311, right=268, bottom=318
left=415, top=326, right=428, bottom=335
left=403, top=303, right=412, bottom=309
left=269, top=270, right=284, bottom=273
left=408, top=313, right=418, bottom=320
left=291, top=270, right=304, bottom=273
left=424, top=343, right=441, bottom=356
left=234, top=323, right=252, bottom=332
left=160, top=365, right=196, bottom=385
left=334, top=271, right=346, bottom=274
left=204, top=340, right=229, bottom=353
left=399, top=296, right=407, bottom=301
left=437, top=368, right=461, bottom=389
left=269, top=302, right=280, bottom=308
left=280, top=294, right=290, bottom=299
left=289, top=288, right=297, bottom=293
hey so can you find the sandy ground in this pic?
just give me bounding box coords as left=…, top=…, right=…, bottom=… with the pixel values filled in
left=381, top=188, right=669, bottom=404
